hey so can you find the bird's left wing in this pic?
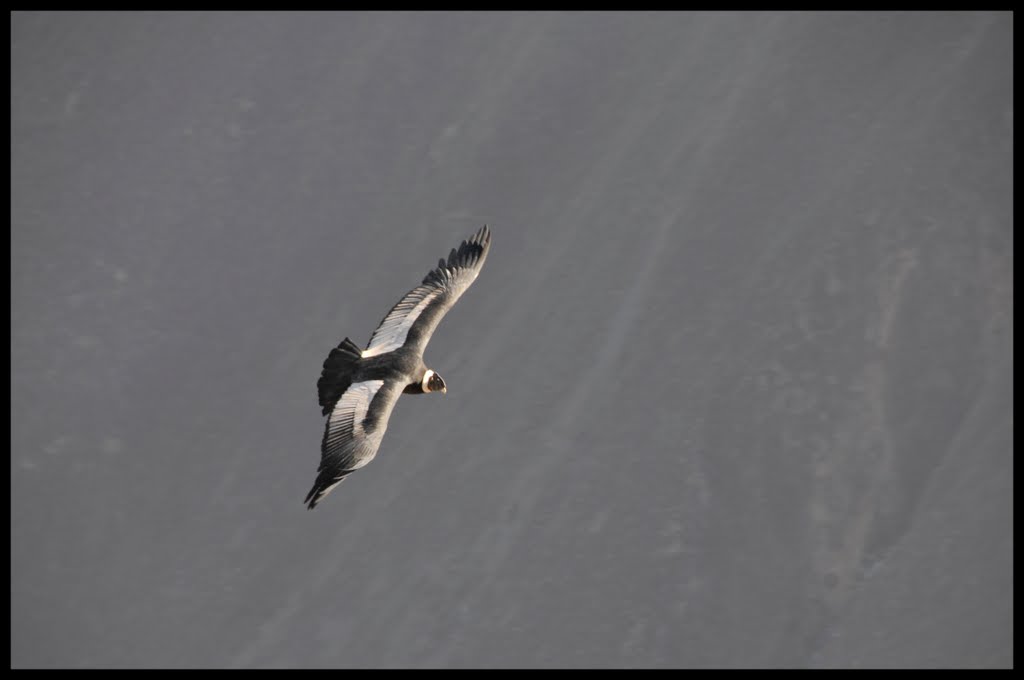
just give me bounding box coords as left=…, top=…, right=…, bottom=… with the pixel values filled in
left=305, top=378, right=402, bottom=509
left=361, top=225, right=492, bottom=359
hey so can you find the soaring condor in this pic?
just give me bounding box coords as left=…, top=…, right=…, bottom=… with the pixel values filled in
left=305, top=226, right=492, bottom=509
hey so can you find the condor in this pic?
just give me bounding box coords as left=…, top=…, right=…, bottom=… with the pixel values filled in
left=305, top=226, right=492, bottom=509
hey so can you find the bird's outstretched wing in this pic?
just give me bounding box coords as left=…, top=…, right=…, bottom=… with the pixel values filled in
left=361, top=225, right=492, bottom=359
left=305, top=379, right=402, bottom=509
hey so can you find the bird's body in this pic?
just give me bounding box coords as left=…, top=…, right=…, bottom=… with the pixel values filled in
left=305, top=226, right=491, bottom=509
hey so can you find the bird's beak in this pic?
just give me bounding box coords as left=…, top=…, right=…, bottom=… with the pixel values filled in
left=442, top=386, right=447, bottom=394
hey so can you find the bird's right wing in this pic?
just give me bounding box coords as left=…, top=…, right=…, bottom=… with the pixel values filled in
left=305, top=378, right=402, bottom=509
left=361, top=226, right=492, bottom=359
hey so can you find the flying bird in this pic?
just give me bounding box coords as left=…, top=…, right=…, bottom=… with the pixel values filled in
left=305, top=225, right=492, bottom=509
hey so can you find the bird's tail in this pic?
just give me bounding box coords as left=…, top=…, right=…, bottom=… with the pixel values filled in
left=316, top=337, right=362, bottom=415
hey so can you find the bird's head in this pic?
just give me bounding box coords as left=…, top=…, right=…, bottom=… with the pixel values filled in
left=421, top=369, right=447, bottom=394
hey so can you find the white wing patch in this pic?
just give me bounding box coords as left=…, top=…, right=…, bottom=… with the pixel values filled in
left=362, top=285, right=444, bottom=357
left=323, top=379, right=385, bottom=468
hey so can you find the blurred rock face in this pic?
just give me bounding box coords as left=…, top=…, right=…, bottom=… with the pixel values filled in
left=11, top=11, right=1012, bottom=669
